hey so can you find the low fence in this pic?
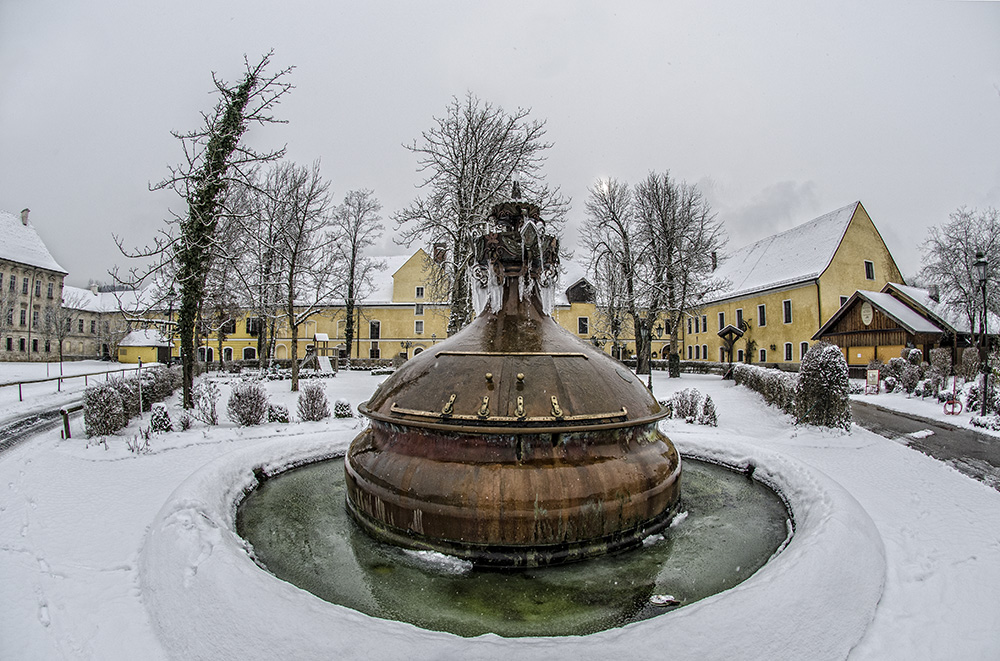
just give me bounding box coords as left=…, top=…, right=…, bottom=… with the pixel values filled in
left=0, top=364, right=154, bottom=402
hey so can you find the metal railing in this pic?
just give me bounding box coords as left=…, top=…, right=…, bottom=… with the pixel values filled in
left=0, top=364, right=157, bottom=402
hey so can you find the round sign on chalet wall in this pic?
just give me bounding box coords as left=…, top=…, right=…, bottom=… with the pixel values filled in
left=861, top=301, right=874, bottom=326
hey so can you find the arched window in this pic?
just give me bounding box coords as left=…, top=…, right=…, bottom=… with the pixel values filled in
left=223, top=347, right=233, bottom=362
left=413, top=347, right=424, bottom=355
left=800, top=342, right=810, bottom=360
left=243, top=346, right=257, bottom=360
left=702, top=344, right=708, bottom=360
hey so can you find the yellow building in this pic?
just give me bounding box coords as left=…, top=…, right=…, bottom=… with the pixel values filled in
left=118, top=329, right=171, bottom=364
left=684, top=201, right=903, bottom=366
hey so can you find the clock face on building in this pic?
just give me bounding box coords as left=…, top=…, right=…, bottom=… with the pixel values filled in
left=861, top=301, right=873, bottom=326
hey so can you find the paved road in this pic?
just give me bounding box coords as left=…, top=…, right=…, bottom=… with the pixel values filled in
left=0, top=406, right=75, bottom=456
left=852, top=400, right=1000, bottom=491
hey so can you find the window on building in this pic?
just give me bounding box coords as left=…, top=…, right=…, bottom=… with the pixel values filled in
left=695, top=345, right=700, bottom=360
left=34, top=280, right=40, bottom=297
left=22, top=277, right=29, bottom=295
left=45, top=340, right=50, bottom=353
left=687, top=345, right=692, bottom=359
left=32, top=339, right=38, bottom=353
left=801, top=342, right=810, bottom=359
left=19, top=338, right=26, bottom=351
left=414, top=303, right=424, bottom=316
left=0, top=274, right=3, bottom=290
left=759, top=348, right=767, bottom=362
left=415, top=286, right=424, bottom=299
left=737, top=349, right=744, bottom=362
left=415, top=320, right=424, bottom=334
left=702, top=344, right=708, bottom=360
left=90, top=320, right=96, bottom=334
left=736, top=308, right=744, bottom=328
left=757, top=304, right=766, bottom=327
left=720, top=347, right=726, bottom=362
left=784, top=343, right=793, bottom=361
left=32, top=310, right=38, bottom=327
left=246, top=317, right=262, bottom=336
left=243, top=347, right=257, bottom=360
left=4, top=337, right=10, bottom=351
left=47, top=282, right=53, bottom=299
left=864, top=260, right=875, bottom=280
left=578, top=317, right=589, bottom=335
left=5, top=308, right=11, bottom=326
left=78, top=319, right=84, bottom=333
left=688, top=318, right=693, bottom=335
left=369, top=341, right=380, bottom=359
left=840, top=296, right=848, bottom=308
left=718, top=312, right=725, bottom=329
left=369, top=320, right=381, bottom=339
left=19, top=309, right=26, bottom=326
left=702, top=315, right=707, bottom=332
left=221, top=319, right=237, bottom=335
left=783, top=300, right=792, bottom=324
left=8, top=276, right=14, bottom=292
left=65, top=318, right=72, bottom=332
left=694, top=316, right=699, bottom=334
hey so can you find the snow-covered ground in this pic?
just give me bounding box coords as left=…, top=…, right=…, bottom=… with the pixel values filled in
left=1, top=366, right=999, bottom=659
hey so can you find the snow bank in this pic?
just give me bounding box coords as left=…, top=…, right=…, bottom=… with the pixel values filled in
left=139, top=434, right=885, bottom=661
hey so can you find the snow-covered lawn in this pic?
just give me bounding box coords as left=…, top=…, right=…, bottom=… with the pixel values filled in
left=1, top=367, right=999, bottom=659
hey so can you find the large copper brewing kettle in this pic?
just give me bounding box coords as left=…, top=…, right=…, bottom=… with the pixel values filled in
left=345, top=199, right=681, bottom=567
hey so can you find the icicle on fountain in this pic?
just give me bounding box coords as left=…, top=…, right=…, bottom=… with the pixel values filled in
left=345, top=184, right=682, bottom=567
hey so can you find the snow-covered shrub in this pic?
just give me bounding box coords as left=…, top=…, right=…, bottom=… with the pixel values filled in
left=883, top=376, right=899, bottom=393
left=901, top=363, right=921, bottom=395
left=150, top=404, right=172, bottom=433
left=267, top=404, right=289, bottom=423
left=147, top=367, right=182, bottom=402
left=929, top=348, right=951, bottom=378
left=965, top=376, right=997, bottom=415
left=970, top=415, right=1000, bottom=431
left=906, top=348, right=923, bottom=366
left=334, top=398, right=353, bottom=419
left=125, top=429, right=151, bottom=454
left=297, top=381, right=330, bottom=422
left=178, top=411, right=193, bottom=431
left=733, top=363, right=797, bottom=415
left=960, top=348, right=980, bottom=381
left=883, top=357, right=906, bottom=383
left=795, top=341, right=852, bottom=430
left=669, top=388, right=702, bottom=420
left=370, top=368, right=394, bottom=376
left=697, top=395, right=718, bottom=426
left=84, top=384, right=126, bottom=437
left=193, top=380, right=220, bottom=425
left=228, top=381, right=269, bottom=426
left=109, top=377, right=142, bottom=419
left=866, top=358, right=884, bottom=372
left=848, top=380, right=865, bottom=395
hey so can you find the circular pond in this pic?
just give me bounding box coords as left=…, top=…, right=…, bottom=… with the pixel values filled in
left=236, top=456, right=791, bottom=638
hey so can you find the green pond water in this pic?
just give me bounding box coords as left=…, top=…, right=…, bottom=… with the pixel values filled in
left=236, top=456, right=790, bottom=638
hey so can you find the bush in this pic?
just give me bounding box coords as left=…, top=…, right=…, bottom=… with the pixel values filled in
left=334, top=398, right=353, bottom=418
left=906, top=348, right=923, bottom=366
left=298, top=381, right=330, bottom=422
left=883, top=357, right=907, bottom=383
left=960, top=348, right=980, bottom=381
left=733, top=363, right=797, bottom=415
left=697, top=395, right=718, bottom=426
left=884, top=375, right=899, bottom=393
left=193, top=380, right=220, bottom=425
left=84, top=384, right=126, bottom=437
left=971, top=415, right=1000, bottom=431
left=267, top=404, right=289, bottom=423
left=795, top=341, right=852, bottom=430
left=901, top=363, right=921, bottom=395
left=150, top=404, right=173, bottom=433
left=670, top=388, right=702, bottom=420
left=228, top=381, right=269, bottom=426
left=929, top=348, right=952, bottom=378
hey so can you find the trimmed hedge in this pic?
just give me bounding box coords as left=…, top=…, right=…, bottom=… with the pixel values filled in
left=733, top=363, right=797, bottom=416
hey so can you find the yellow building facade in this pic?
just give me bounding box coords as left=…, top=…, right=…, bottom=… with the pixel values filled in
left=684, top=202, right=903, bottom=366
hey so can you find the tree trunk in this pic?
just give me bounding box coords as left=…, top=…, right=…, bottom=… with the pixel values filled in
left=290, top=320, right=299, bottom=391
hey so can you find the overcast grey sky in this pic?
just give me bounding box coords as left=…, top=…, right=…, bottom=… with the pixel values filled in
left=2, top=0, right=998, bottom=287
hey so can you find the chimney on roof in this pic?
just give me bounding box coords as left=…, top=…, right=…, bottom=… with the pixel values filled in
left=433, top=242, right=447, bottom=264
left=927, top=284, right=940, bottom=303
left=20, top=208, right=29, bottom=226
left=711, top=251, right=717, bottom=271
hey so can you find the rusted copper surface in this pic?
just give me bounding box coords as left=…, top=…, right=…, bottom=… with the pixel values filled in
left=345, top=189, right=682, bottom=567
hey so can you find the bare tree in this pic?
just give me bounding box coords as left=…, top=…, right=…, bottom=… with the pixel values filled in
left=585, top=173, right=726, bottom=377
left=635, top=172, right=726, bottom=377
left=920, top=207, right=999, bottom=346
left=43, top=290, right=88, bottom=370
left=331, top=189, right=385, bottom=362
left=394, top=92, right=568, bottom=335
left=0, top=275, right=17, bottom=341
left=115, top=52, right=293, bottom=407
left=270, top=161, right=341, bottom=391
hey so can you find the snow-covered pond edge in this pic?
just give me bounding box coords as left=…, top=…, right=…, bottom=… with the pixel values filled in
left=139, top=431, right=885, bottom=661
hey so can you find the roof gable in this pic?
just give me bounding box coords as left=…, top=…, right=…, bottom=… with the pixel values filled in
left=709, top=202, right=859, bottom=301
left=0, top=210, right=68, bottom=274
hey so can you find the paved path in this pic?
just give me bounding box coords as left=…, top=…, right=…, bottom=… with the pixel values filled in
left=0, top=403, right=79, bottom=456
left=852, top=400, right=1000, bottom=490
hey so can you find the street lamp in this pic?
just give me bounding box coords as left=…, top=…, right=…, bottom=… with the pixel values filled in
left=400, top=340, right=413, bottom=359
left=974, top=251, right=989, bottom=417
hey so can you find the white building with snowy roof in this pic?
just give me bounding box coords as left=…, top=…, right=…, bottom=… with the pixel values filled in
left=0, top=209, right=71, bottom=361
left=684, top=201, right=904, bottom=367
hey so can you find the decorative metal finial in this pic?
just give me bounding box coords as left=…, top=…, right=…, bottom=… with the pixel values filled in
left=511, top=180, right=522, bottom=200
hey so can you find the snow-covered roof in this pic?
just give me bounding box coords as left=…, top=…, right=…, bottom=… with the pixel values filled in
left=884, top=283, right=1000, bottom=336
left=119, top=329, right=170, bottom=347
left=0, top=210, right=68, bottom=274
left=62, top=285, right=149, bottom=314
left=707, top=202, right=859, bottom=302
left=364, top=254, right=414, bottom=304
left=855, top=290, right=942, bottom=334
